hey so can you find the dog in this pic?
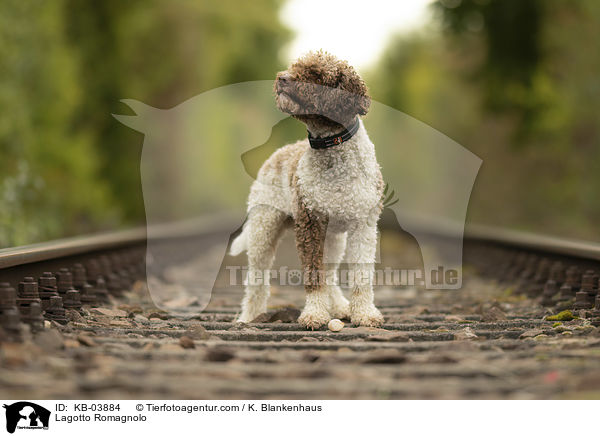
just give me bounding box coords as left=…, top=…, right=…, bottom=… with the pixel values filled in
left=230, top=51, right=385, bottom=329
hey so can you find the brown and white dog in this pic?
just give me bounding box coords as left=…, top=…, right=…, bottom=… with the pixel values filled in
left=230, top=51, right=384, bottom=329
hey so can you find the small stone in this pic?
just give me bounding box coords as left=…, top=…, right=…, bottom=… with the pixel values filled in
left=148, top=320, right=169, bottom=328
left=109, top=319, right=131, bottom=327
left=251, top=307, right=301, bottom=323
left=90, top=307, right=127, bottom=317
left=269, top=307, right=301, bottom=323
left=185, top=325, right=212, bottom=340
left=163, top=296, right=199, bottom=309
left=520, top=329, right=544, bottom=339
left=77, top=334, right=97, bottom=347
left=205, top=347, right=235, bottom=362
left=481, top=306, right=507, bottom=322
left=147, top=312, right=169, bottom=320
left=119, top=304, right=143, bottom=314
left=454, top=327, right=478, bottom=340
left=298, top=336, right=320, bottom=342
left=179, top=336, right=195, bottom=349
left=534, top=334, right=549, bottom=341
left=250, top=313, right=270, bottom=323
left=66, top=309, right=85, bottom=323
left=328, top=319, right=344, bottom=332
left=367, top=332, right=410, bottom=342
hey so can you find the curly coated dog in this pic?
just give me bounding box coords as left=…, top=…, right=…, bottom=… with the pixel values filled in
left=230, top=51, right=384, bottom=329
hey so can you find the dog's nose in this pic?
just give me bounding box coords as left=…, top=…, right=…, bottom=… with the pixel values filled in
left=278, top=73, right=291, bottom=84
left=277, top=74, right=292, bottom=92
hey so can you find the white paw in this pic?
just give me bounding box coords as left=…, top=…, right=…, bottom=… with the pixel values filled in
left=329, top=295, right=351, bottom=320
left=298, top=308, right=331, bottom=330
left=236, top=310, right=263, bottom=323
left=351, top=305, right=384, bottom=327
left=236, top=314, right=252, bottom=323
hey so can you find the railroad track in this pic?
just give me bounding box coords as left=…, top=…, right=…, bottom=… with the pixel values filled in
left=1, top=215, right=600, bottom=399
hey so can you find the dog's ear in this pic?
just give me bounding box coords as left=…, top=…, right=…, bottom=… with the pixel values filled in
left=339, top=91, right=370, bottom=118
left=325, top=88, right=371, bottom=123
left=339, top=66, right=371, bottom=117
left=354, top=93, right=371, bottom=116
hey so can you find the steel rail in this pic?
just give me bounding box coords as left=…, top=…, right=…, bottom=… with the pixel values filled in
left=465, top=223, right=600, bottom=261
left=379, top=210, right=600, bottom=262
left=0, top=213, right=240, bottom=270
left=2, top=210, right=600, bottom=271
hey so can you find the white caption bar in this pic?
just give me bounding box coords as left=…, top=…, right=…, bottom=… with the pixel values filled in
left=0, top=400, right=592, bottom=435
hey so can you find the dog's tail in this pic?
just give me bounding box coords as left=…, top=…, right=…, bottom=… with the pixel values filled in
left=229, top=227, right=248, bottom=256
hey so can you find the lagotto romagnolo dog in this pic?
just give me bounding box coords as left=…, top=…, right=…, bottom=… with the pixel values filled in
left=230, top=51, right=385, bottom=329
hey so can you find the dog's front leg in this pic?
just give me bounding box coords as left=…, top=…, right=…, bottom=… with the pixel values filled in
left=346, top=222, right=384, bottom=327
left=295, top=202, right=331, bottom=330
left=323, top=231, right=351, bottom=319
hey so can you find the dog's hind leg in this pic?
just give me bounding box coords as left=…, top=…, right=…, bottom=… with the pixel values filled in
left=237, top=204, right=288, bottom=323
left=323, top=231, right=350, bottom=319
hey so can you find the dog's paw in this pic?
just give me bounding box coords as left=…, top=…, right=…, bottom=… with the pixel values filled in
left=328, top=295, right=351, bottom=320
left=351, top=306, right=384, bottom=327
left=235, top=315, right=251, bottom=323
left=236, top=311, right=262, bottom=323
left=298, top=309, right=330, bottom=330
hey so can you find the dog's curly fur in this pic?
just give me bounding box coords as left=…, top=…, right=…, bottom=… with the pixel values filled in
left=276, top=51, right=371, bottom=129
left=231, top=51, right=384, bottom=329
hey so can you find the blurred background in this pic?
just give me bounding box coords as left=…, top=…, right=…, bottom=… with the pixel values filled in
left=1, top=0, right=599, bottom=247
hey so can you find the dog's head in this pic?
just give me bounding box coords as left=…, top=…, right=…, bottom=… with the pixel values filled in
left=274, top=51, right=371, bottom=128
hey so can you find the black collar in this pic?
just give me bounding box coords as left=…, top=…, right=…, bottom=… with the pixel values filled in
left=308, top=118, right=360, bottom=149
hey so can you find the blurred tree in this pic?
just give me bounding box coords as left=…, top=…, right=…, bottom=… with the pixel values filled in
left=63, top=0, right=291, bottom=221
left=0, top=0, right=291, bottom=246
left=369, top=0, right=600, bottom=240
left=0, top=0, right=118, bottom=246
left=433, top=0, right=548, bottom=139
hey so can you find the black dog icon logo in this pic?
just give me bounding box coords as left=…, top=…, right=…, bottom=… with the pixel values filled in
left=3, top=402, right=50, bottom=433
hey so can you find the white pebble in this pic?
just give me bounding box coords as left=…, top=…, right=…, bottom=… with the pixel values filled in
left=328, top=319, right=344, bottom=332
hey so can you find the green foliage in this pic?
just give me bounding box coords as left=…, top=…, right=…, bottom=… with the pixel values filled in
left=0, top=0, right=290, bottom=246
left=0, top=0, right=118, bottom=246
left=546, top=311, right=577, bottom=322
left=435, top=0, right=543, bottom=82
left=62, top=0, right=291, bottom=221
left=433, top=0, right=547, bottom=137
left=369, top=0, right=600, bottom=241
